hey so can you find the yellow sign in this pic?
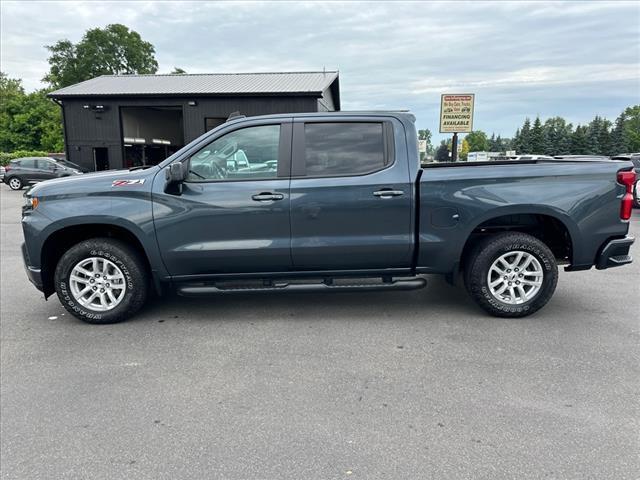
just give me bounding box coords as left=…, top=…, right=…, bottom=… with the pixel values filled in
left=439, top=94, right=475, bottom=133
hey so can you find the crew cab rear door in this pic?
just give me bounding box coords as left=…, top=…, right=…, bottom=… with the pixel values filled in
left=289, top=116, right=414, bottom=270
left=153, top=118, right=293, bottom=277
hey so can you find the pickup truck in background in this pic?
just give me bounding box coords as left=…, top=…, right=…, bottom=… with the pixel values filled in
left=21, top=112, right=636, bottom=324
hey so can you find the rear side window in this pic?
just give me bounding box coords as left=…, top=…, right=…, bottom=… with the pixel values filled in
left=19, top=159, right=37, bottom=168
left=303, top=122, right=390, bottom=176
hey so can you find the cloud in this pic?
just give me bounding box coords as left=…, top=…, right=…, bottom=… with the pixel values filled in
left=1, top=0, right=638, bottom=140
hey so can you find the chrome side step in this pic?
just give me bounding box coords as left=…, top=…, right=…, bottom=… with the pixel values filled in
left=176, top=277, right=427, bottom=296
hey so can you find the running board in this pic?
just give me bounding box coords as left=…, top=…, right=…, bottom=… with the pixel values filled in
left=177, top=277, right=427, bottom=296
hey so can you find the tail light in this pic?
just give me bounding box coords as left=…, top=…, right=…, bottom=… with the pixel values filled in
left=617, top=170, right=636, bottom=221
left=4, top=165, right=10, bottom=172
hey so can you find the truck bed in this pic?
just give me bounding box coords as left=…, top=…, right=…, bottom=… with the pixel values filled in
left=416, top=158, right=632, bottom=273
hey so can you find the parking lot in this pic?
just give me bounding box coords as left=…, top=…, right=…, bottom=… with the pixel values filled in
left=1, top=185, right=638, bottom=479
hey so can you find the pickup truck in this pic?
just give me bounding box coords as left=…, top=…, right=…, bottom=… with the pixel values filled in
left=21, top=112, right=636, bottom=324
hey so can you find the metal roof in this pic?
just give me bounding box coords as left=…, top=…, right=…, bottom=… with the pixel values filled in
left=48, top=71, right=339, bottom=99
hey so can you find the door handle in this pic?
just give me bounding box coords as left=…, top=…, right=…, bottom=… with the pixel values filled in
left=373, top=189, right=404, bottom=198
left=252, top=192, right=284, bottom=201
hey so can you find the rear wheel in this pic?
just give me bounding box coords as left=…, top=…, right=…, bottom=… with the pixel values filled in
left=464, top=232, right=558, bottom=317
left=8, top=177, right=22, bottom=190
left=54, top=238, right=148, bottom=324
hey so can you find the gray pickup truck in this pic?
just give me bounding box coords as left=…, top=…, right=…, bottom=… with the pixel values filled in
left=21, top=112, right=636, bottom=324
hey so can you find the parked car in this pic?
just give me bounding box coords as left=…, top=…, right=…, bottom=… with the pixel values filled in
left=612, top=154, right=640, bottom=208
left=3, top=157, right=83, bottom=190
left=553, top=155, right=611, bottom=161
left=21, top=112, right=636, bottom=324
left=507, top=155, right=554, bottom=161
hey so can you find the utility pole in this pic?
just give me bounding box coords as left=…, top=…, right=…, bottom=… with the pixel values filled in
left=451, top=132, right=458, bottom=162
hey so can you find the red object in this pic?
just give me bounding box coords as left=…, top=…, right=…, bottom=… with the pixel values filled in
left=617, top=170, right=636, bottom=221
left=4, top=165, right=10, bottom=172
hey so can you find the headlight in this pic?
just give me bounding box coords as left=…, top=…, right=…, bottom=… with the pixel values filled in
left=23, top=196, right=39, bottom=211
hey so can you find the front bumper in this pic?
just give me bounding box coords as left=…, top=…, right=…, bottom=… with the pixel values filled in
left=21, top=242, right=43, bottom=291
left=596, top=235, right=635, bottom=270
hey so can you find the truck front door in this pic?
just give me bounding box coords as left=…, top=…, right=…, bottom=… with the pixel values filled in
left=153, top=120, right=292, bottom=277
left=289, top=117, right=414, bottom=270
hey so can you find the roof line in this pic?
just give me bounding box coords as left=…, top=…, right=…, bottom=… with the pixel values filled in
left=96, top=71, right=339, bottom=78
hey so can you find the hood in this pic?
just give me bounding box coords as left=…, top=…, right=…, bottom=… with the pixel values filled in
left=28, top=167, right=160, bottom=197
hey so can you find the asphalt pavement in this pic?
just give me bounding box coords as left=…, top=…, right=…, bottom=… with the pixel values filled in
left=1, top=185, right=639, bottom=479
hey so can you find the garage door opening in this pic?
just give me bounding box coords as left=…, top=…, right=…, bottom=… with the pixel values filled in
left=121, top=106, right=184, bottom=168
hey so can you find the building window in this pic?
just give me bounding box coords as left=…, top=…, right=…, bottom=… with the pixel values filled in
left=205, top=117, right=226, bottom=132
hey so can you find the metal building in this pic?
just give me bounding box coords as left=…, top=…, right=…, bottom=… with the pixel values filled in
left=48, top=71, right=340, bottom=171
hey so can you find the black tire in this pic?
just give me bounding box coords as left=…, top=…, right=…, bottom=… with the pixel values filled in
left=7, top=176, right=23, bottom=190
left=464, top=232, right=558, bottom=318
left=54, top=238, right=148, bottom=324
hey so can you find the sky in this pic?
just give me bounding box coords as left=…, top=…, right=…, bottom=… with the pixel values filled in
left=1, top=0, right=639, bottom=142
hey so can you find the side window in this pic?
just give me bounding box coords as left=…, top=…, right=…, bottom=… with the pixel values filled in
left=187, top=124, right=280, bottom=181
left=37, top=159, right=55, bottom=170
left=20, top=159, right=37, bottom=169
left=303, top=122, right=389, bottom=176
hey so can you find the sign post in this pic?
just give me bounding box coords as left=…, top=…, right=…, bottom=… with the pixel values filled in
left=439, top=94, right=475, bottom=162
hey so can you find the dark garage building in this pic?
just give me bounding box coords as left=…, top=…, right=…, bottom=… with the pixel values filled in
left=48, top=71, right=340, bottom=171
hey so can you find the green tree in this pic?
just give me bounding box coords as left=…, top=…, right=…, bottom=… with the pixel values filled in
left=621, top=105, right=640, bottom=152
left=418, top=128, right=433, bottom=161
left=610, top=112, right=628, bottom=154
left=171, top=67, right=187, bottom=74
left=543, top=117, right=572, bottom=156
left=571, top=125, right=589, bottom=154
left=515, top=118, right=532, bottom=154
left=435, top=141, right=449, bottom=162
left=0, top=73, right=63, bottom=152
left=464, top=130, right=489, bottom=152
left=530, top=116, right=545, bottom=154
left=44, top=24, right=158, bottom=88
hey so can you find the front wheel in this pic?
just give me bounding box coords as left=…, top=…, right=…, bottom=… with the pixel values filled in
left=54, top=238, right=148, bottom=324
left=464, top=232, right=558, bottom=318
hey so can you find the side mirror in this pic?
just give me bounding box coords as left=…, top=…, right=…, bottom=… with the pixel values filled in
left=164, top=162, right=187, bottom=194
left=165, top=162, right=187, bottom=184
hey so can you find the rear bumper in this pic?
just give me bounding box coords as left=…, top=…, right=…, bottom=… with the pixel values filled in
left=595, top=235, right=635, bottom=270
left=21, top=243, right=43, bottom=291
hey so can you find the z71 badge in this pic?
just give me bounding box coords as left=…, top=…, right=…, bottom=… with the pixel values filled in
left=112, top=179, right=146, bottom=187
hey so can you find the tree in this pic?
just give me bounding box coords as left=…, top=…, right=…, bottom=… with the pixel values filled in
left=610, top=112, right=628, bottom=154
left=514, top=118, right=532, bottom=154
left=171, top=67, right=187, bottom=74
left=543, top=117, right=572, bottom=156
left=530, top=116, right=545, bottom=154
left=418, top=128, right=433, bottom=161
left=0, top=73, right=63, bottom=152
left=459, top=138, right=470, bottom=161
left=44, top=24, right=158, bottom=88
left=571, top=125, right=589, bottom=154
left=464, top=130, right=488, bottom=152
left=622, top=105, right=640, bottom=152
left=435, top=141, right=449, bottom=162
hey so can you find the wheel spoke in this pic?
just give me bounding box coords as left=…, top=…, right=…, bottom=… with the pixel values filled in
left=513, top=252, right=524, bottom=268
left=106, top=289, right=117, bottom=303
left=70, top=274, right=89, bottom=284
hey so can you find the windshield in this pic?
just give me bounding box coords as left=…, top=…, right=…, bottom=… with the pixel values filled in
left=57, top=159, right=81, bottom=170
